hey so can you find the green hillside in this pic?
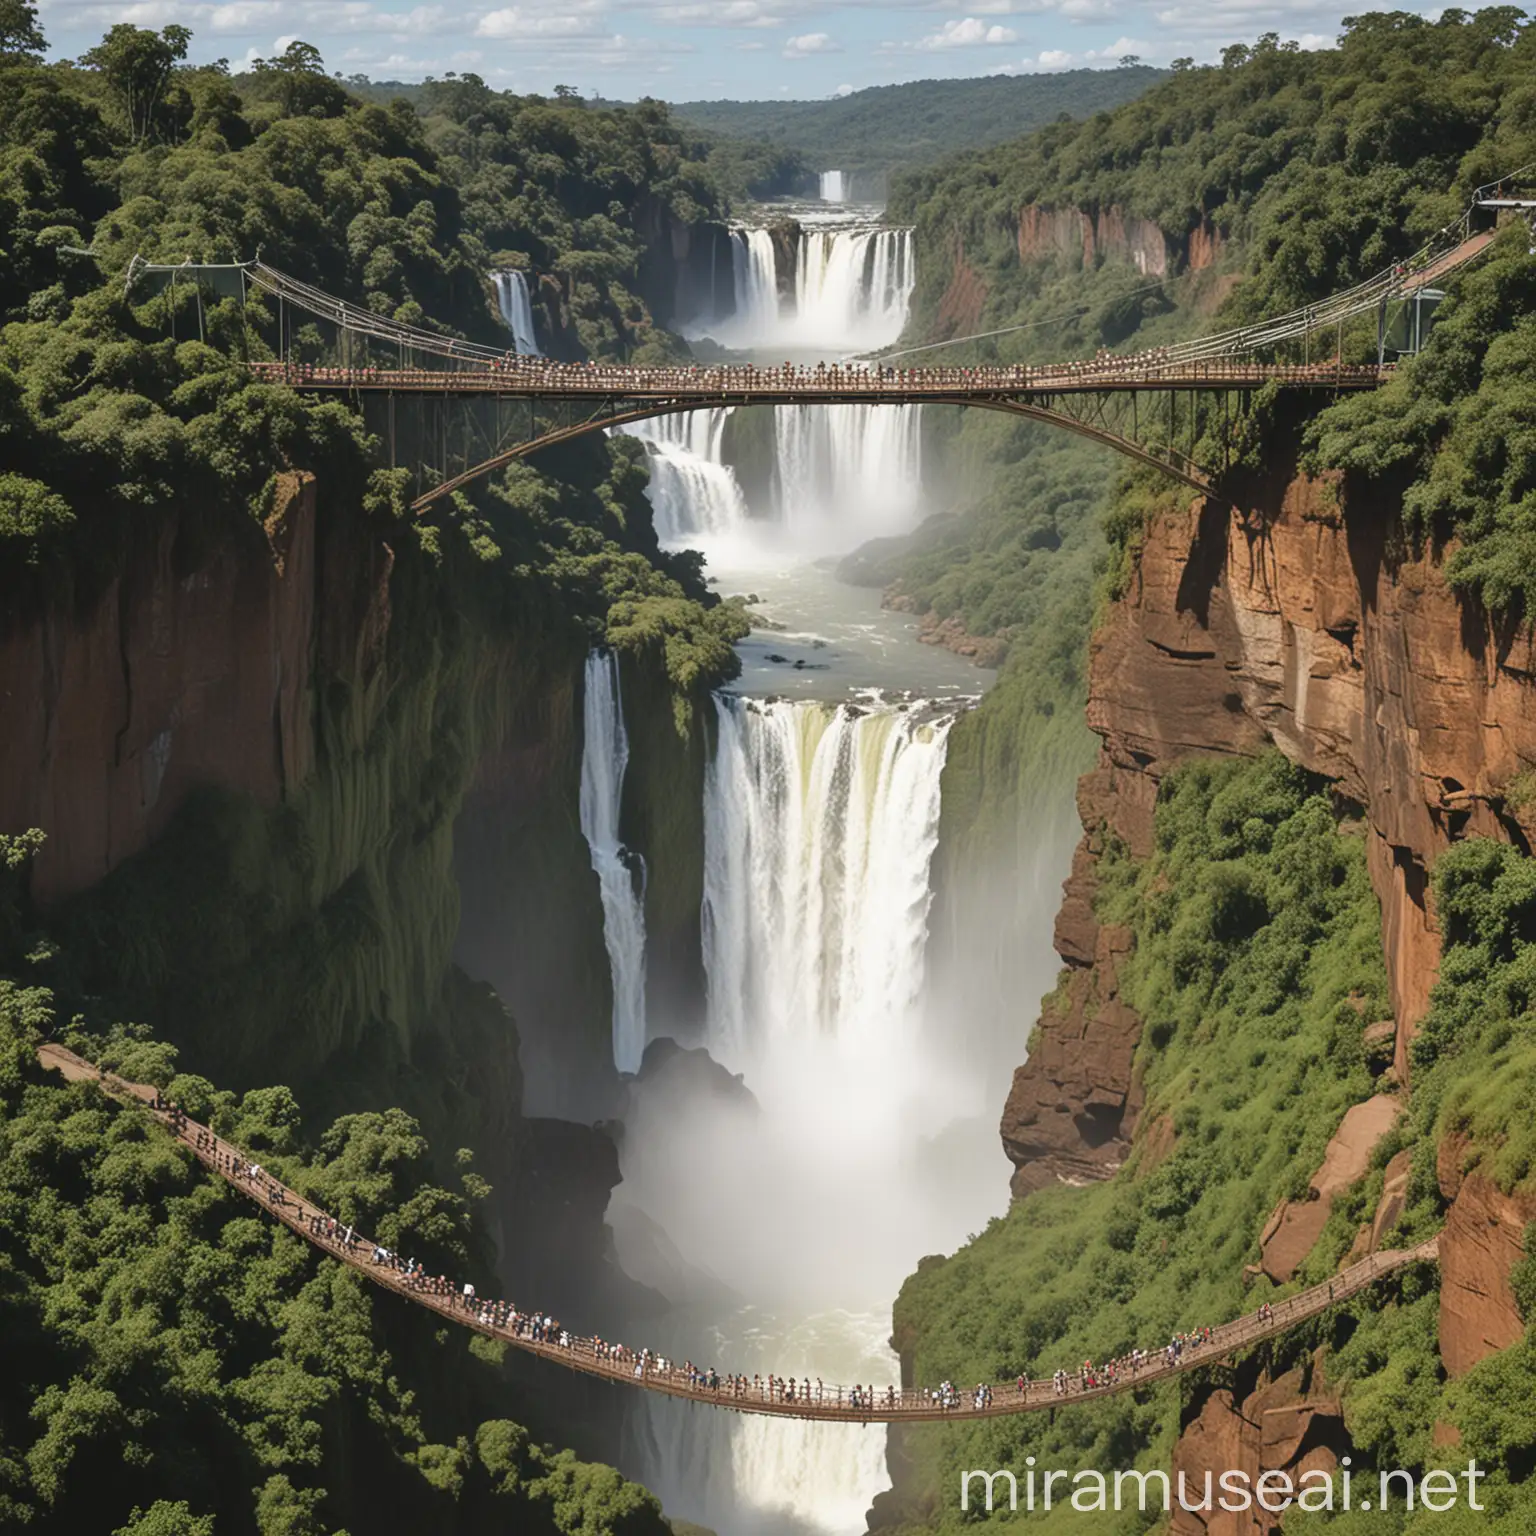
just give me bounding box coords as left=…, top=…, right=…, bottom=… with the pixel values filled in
left=669, top=67, right=1167, bottom=191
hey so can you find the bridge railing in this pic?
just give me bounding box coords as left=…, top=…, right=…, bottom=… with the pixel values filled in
left=39, top=1044, right=1440, bottom=1424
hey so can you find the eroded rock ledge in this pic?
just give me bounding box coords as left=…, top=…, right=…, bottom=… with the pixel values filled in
left=1003, top=476, right=1536, bottom=1199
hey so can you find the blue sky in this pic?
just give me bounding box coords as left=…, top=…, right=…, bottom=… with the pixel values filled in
left=36, top=0, right=1441, bottom=100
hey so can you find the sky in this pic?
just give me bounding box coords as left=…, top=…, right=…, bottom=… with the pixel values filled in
left=35, top=0, right=1444, bottom=101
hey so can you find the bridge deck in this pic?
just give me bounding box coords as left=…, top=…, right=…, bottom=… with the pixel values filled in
left=39, top=1043, right=1439, bottom=1425
left=247, top=360, right=1390, bottom=401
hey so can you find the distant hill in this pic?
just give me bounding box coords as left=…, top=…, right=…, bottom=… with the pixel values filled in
left=667, top=69, right=1166, bottom=195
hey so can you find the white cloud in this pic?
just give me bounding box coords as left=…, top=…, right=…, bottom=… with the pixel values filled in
left=653, top=0, right=781, bottom=26
left=783, top=29, right=837, bottom=55
left=833, top=80, right=854, bottom=94
left=476, top=6, right=600, bottom=38
left=917, top=15, right=1017, bottom=47
left=1037, top=46, right=1072, bottom=64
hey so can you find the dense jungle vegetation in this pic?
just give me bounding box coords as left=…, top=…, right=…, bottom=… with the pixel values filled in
left=0, top=14, right=747, bottom=1533
left=897, top=757, right=1536, bottom=1534
left=893, top=9, right=1536, bottom=1529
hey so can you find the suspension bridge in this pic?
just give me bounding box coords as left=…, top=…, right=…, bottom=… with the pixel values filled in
left=41, top=1041, right=1439, bottom=1425
left=126, top=180, right=1520, bottom=514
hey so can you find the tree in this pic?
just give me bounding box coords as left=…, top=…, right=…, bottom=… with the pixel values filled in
left=251, top=40, right=348, bottom=117
left=0, top=0, right=44, bottom=63
left=553, top=83, right=580, bottom=100
left=1118, top=54, right=1142, bottom=67
left=82, top=23, right=190, bottom=140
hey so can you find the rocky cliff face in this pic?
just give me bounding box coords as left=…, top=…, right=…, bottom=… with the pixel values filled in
left=0, top=473, right=340, bottom=907
left=1004, top=476, right=1536, bottom=1202
left=1013, top=204, right=1228, bottom=282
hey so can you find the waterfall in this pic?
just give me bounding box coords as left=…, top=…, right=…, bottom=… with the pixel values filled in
left=730, top=229, right=781, bottom=336
left=491, top=269, right=540, bottom=355
left=820, top=170, right=847, bottom=203
left=619, top=411, right=752, bottom=545
left=699, top=225, right=913, bottom=354
left=578, top=651, right=647, bottom=1074
left=772, top=401, right=922, bottom=537
left=701, top=695, right=952, bottom=1067
left=623, top=694, right=962, bottom=1533
left=794, top=228, right=913, bottom=351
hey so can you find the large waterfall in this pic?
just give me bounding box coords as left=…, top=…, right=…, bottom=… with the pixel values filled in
left=619, top=411, right=751, bottom=545
left=620, top=695, right=990, bottom=1534
left=732, top=228, right=781, bottom=336
left=712, top=224, right=914, bottom=353
left=491, top=269, right=540, bottom=355
left=702, top=696, right=952, bottom=1066
left=578, top=651, right=648, bottom=1074
left=773, top=402, right=922, bottom=535
left=794, top=229, right=912, bottom=351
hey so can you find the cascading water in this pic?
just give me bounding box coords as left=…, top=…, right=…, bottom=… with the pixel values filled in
left=578, top=650, right=648, bottom=1074
left=701, top=224, right=914, bottom=354
left=702, top=696, right=952, bottom=1068
left=773, top=401, right=922, bottom=536
left=491, top=269, right=540, bottom=355
left=819, top=170, right=847, bottom=203
left=731, top=229, right=781, bottom=336
left=794, top=228, right=913, bottom=351
left=618, top=411, right=752, bottom=545
left=619, top=695, right=1001, bottom=1535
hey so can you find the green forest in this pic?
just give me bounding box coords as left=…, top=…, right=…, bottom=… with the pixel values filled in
left=670, top=68, right=1167, bottom=193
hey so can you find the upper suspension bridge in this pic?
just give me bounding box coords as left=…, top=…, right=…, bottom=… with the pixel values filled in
left=127, top=182, right=1517, bottom=513
left=42, top=1041, right=1439, bottom=1425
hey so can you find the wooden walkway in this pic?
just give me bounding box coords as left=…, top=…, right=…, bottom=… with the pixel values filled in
left=247, top=359, right=1390, bottom=402
left=38, top=1043, right=1439, bottom=1425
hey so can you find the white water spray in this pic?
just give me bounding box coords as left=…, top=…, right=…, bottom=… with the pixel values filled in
left=491, top=269, right=540, bottom=355
left=820, top=170, right=847, bottom=203
left=731, top=229, right=782, bottom=336
left=794, top=228, right=913, bottom=351
left=578, top=651, right=648, bottom=1074
left=619, top=411, right=752, bottom=546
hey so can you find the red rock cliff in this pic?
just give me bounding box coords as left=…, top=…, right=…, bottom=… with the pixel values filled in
left=1002, top=477, right=1536, bottom=1202
left=0, top=474, right=395, bottom=905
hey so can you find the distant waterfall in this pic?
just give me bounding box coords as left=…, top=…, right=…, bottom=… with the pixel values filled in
left=618, top=411, right=752, bottom=545
left=702, top=695, right=953, bottom=1066
left=491, top=269, right=540, bottom=355
left=773, top=401, right=922, bottom=537
left=578, top=651, right=647, bottom=1074
left=820, top=170, right=847, bottom=203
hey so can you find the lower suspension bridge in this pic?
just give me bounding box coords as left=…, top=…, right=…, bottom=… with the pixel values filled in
left=42, top=1042, right=1439, bottom=1425
left=126, top=177, right=1522, bottom=515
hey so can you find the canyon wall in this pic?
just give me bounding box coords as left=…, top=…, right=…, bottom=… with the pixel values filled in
left=0, top=479, right=642, bottom=1312
left=0, top=473, right=335, bottom=908
left=1005, top=476, right=1536, bottom=1203
left=1014, top=205, right=1226, bottom=280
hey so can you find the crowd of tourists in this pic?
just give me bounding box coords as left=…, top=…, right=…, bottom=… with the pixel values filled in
left=149, top=1087, right=1299, bottom=1420
left=253, top=347, right=1377, bottom=396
